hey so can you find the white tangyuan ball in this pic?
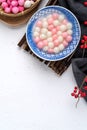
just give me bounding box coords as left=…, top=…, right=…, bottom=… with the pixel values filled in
left=43, top=46, right=48, bottom=51
left=47, top=14, right=52, bottom=19
left=42, top=18, right=47, bottom=22
left=67, top=30, right=73, bottom=35
left=58, top=36, right=64, bottom=43
left=67, top=22, right=72, bottom=29
left=54, top=47, right=60, bottom=53
left=47, top=31, right=52, bottom=37
left=47, top=37, right=53, bottom=42
left=42, top=21, right=48, bottom=28
left=58, top=14, right=65, bottom=22
left=60, top=25, right=67, bottom=32
left=33, top=31, right=39, bottom=37
left=57, top=31, right=62, bottom=36
left=24, top=0, right=32, bottom=8
left=53, top=20, right=60, bottom=26
left=59, top=44, right=65, bottom=51
left=48, top=42, right=54, bottom=48
left=34, top=27, right=41, bottom=32
left=41, top=28, right=48, bottom=34
left=40, top=34, right=46, bottom=39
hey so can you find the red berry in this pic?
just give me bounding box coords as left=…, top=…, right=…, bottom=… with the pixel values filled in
left=81, top=92, right=86, bottom=97
left=78, top=90, right=82, bottom=95
left=83, top=35, right=87, bottom=39
left=84, top=44, right=87, bottom=48
left=84, top=21, right=87, bottom=26
left=84, top=77, right=87, bottom=82
left=85, top=45, right=87, bottom=48
left=71, top=93, right=75, bottom=96
left=80, top=45, right=84, bottom=49
left=81, top=40, right=85, bottom=44
left=83, top=35, right=86, bottom=37
left=85, top=38, right=87, bottom=41
left=83, top=92, right=86, bottom=97
left=84, top=86, right=87, bottom=90
left=84, top=2, right=87, bottom=6
left=75, top=94, right=78, bottom=98
left=74, top=87, right=78, bottom=90
left=74, top=90, right=77, bottom=93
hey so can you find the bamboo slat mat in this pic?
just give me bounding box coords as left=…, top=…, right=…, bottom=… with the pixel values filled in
left=18, top=0, right=74, bottom=75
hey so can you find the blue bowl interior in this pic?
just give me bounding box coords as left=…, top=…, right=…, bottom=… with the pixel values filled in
left=26, top=6, right=81, bottom=61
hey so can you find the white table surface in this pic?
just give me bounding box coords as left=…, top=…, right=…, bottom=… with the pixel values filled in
left=0, top=1, right=87, bottom=130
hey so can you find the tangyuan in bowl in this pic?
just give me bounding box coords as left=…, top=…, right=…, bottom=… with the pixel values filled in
left=26, top=6, right=81, bottom=61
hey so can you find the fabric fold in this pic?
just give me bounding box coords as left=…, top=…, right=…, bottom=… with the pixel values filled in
left=58, top=0, right=87, bottom=58
left=72, top=58, right=87, bottom=101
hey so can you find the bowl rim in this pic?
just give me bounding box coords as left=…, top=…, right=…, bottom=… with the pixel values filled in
left=26, top=5, right=81, bottom=61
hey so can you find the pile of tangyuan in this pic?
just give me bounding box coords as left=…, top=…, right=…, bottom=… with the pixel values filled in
left=0, top=0, right=35, bottom=14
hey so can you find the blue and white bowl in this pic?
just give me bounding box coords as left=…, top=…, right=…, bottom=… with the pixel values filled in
left=26, top=6, right=81, bottom=61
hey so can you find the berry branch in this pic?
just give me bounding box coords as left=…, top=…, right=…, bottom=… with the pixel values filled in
left=71, top=76, right=87, bottom=107
left=80, top=35, right=87, bottom=49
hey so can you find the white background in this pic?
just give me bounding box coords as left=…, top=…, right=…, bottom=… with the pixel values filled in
left=0, top=1, right=87, bottom=130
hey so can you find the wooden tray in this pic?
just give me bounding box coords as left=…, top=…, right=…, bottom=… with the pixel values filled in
left=18, top=0, right=75, bottom=75
left=0, top=0, right=41, bottom=26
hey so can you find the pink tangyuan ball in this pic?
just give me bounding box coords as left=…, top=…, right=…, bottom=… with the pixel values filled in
left=37, top=41, right=44, bottom=49
left=66, top=35, right=72, bottom=42
left=62, top=32, right=68, bottom=38
left=4, top=7, right=11, bottom=13
left=52, top=34, right=58, bottom=41
left=63, top=40, right=69, bottom=47
left=1, top=2, right=8, bottom=9
left=7, top=0, right=11, bottom=5
left=56, top=26, right=60, bottom=31
left=18, top=0, right=24, bottom=6
left=47, top=17, right=54, bottom=25
left=12, top=6, right=19, bottom=14
left=54, top=39, right=60, bottom=46
left=43, top=40, right=48, bottom=46
left=36, top=20, right=42, bottom=28
left=48, top=24, right=54, bottom=31
left=18, top=6, right=24, bottom=12
left=52, top=28, right=57, bottom=35
left=34, top=37, right=40, bottom=43
left=11, top=0, right=18, bottom=7
left=48, top=48, right=54, bottom=54
left=52, top=13, right=59, bottom=19
left=62, top=19, right=68, bottom=25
